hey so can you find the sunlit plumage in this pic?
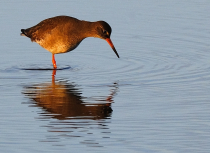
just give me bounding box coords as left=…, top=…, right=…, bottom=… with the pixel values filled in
left=21, top=15, right=119, bottom=69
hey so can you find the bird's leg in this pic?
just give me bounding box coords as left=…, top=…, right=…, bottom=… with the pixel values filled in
left=52, top=54, right=57, bottom=69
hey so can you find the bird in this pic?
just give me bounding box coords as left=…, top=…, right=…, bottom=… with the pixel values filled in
left=20, top=15, right=119, bottom=69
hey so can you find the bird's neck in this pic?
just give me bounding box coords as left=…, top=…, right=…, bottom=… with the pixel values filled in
left=80, top=21, right=99, bottom=38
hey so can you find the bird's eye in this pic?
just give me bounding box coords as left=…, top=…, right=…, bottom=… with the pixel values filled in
left=103, top=30, right=107, bottom=34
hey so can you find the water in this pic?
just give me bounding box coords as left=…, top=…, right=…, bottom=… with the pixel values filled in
left=1, top=1, right=210, bottom=152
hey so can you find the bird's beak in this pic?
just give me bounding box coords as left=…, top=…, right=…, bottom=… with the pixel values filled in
left=106, top=38, right=120, bottom=58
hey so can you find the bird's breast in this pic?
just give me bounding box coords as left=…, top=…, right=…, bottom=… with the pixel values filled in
left=36, top=32, right=84, bottom=54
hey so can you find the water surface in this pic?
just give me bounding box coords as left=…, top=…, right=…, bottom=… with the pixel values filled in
left=1, top=1, right=210, bottom=153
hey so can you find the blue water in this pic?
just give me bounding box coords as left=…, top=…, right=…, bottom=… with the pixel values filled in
left=1, top=1, right=210, bottom=153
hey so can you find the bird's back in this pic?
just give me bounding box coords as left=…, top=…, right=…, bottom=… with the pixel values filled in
left=21, top=16, right=86, bottom=54
left=21, top=16, right=80, bottom=42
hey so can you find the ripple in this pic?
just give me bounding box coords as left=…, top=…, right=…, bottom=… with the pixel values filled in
left=70, top=30, right=210, bottom=90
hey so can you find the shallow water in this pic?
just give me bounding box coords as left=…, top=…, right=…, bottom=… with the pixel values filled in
left=1, top=1, right=210, bottom=153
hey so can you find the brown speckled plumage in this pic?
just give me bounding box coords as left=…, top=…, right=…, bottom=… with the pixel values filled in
left=21, top=15, right=119, bottom=69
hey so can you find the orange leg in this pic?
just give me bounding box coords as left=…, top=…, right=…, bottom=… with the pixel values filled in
left=52, top=54, right=57, bottom=69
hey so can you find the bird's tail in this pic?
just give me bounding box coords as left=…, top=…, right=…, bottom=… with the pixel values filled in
left=20, top=29, right=27, bottom=36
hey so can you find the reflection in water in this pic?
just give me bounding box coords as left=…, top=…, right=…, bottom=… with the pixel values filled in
left=23, top=70, right=118, bottom=147
left=23, top=70, right=118, bottom=120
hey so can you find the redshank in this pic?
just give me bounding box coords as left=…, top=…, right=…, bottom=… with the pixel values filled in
left=21, top=15, right=119, bottom=69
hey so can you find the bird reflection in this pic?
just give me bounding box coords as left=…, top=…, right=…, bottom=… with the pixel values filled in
left=23, top=70, right=118, bottom=120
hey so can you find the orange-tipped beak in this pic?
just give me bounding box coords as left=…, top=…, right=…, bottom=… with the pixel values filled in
left=106, top=38, right=120, bottom=58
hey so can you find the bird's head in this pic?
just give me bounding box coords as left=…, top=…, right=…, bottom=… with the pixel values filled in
left=94, top=21, right=120, bottom=58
